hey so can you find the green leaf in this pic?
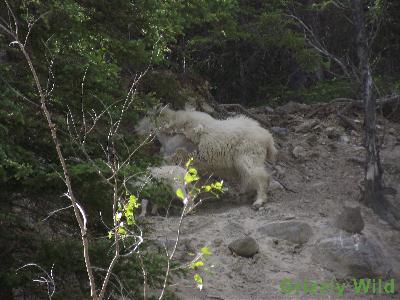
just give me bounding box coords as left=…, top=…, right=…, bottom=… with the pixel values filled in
left=108, top=231, right=113, bottom=239
left=188, top=168, right=197, bottom=175
left=184, top=172, right=199, bottom=183
left=185, top=157, right=194, bottom=168
left=176, top=188, right=185, bottom=200
left=203, top=185, right=212, bottom=192
left=126, top=215, right=135, bottom=225
left=212, top=181, right=224, bottom=191
left=184, top=173, right=194, bottom=183
left=115, top=212, right=122, bottom=222
left=190, top=261, right=204, bottom=269
left=200, top=246, right=212, bottom=255
left=118, top=226, right=126, bottom=235
left=194, top=273, right=203, bottom=287
left=129, top=194, right=140, bottom=208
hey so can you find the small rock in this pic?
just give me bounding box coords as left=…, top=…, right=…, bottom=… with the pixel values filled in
left=276, top=151, right=290, bottom=162
left=264, top=106, right=274, bottom=113
left=389, top=128, right=395, bottom=135
left=283, top=214, right=296, bottom=220
left=271, top=126, right=289, bottom=136
left=294, top=119, right=318, bottom=133
left=325, top=127, right=340, bottom=139
left=274, top=165, right=285, bottom=177
left=328, top=142, right=338, bottom=152
left=228, top=236, right=259, bottom=258
left=257, top=221, right=313, bottom=244
left=292, top=145, right=306, bottom=159
left=335, top=206, right=365, bottom=234
left=275, top=101, right=309, bottom=114
left=213, top=238, right=223, bottom=247
left=339, top=135, right=350, bottom=144
left=313, top=124, right=323, bottom=131
left=378, top=219, right=389, bottom=226
left=306, top=134, right=318, bottom=145
left=269, top=179, right=284, bottom=191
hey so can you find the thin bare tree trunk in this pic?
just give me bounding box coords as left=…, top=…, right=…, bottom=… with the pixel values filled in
left=352, top=0, right=399, bottom=228
left=352, top=0, right=381, bottom=199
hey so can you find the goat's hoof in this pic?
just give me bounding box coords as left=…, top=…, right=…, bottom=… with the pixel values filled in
left=136, top=215, right=146, bottom=222
left=251, top=201, right=264, bottom=210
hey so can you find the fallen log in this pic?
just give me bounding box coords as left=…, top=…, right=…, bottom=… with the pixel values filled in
left=337, top=112, right=359, bottom=131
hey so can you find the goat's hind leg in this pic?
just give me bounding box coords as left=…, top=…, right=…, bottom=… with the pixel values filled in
left=235, top=156, right=270, bottom=209
left=251, top=168, right=270, bottom=209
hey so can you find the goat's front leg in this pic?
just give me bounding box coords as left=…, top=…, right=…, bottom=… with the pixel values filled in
left=139, top=198, right=149, bottom=218
left=150, top=203, right=159, bottom=215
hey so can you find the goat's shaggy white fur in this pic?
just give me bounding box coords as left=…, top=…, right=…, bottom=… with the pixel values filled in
left=137, top=108, right=277, bottom=208
left=137, top=165, right=187, bottom=217
left=157, top=132, right=197, bottom=156
left=148, top=165, right=187, bottom=196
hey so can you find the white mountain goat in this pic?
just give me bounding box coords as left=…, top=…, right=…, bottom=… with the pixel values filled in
left=135, top=165, right=187, bottom=217
left=136, top=107, right=277, bottom=209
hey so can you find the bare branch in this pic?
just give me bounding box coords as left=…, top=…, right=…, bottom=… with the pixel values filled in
left=17, top=263, right=56, bottom=299
left=159, top=202, right=186, bottom=300
left=286, top=13, right=354, bottom=79
left=24, top=11, right=51, bottom=47
left=42, top=204, right=73, bottom=222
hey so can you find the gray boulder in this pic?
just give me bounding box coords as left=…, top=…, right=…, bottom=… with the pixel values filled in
left=335, top=206, right=364, bottom=234
left=257, top=221, right=313, bottom=244
left=312, top=234, right=391, bottom=280
left=228, top=236, right=259, bottom=258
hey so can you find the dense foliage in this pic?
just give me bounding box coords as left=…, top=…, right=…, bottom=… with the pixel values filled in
left=1, top=0, right=399, bottom=298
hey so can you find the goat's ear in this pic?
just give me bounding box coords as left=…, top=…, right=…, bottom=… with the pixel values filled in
left=146, top=104, right=166, bottom=120
left=184, top=103, right=196, bottom=111
left=149, top=103, right=161, bottom=115
left=153, top=103, right=171, bottom=115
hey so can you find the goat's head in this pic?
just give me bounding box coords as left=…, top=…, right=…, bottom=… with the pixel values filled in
left=135, top=104, right=176, bottom=136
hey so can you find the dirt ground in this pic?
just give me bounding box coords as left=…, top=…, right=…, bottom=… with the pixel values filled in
left=147, top=103, right=400, bottom=300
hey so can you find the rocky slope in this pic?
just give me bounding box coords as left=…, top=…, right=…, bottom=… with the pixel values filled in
left=147, top=102, right=400, bottom=300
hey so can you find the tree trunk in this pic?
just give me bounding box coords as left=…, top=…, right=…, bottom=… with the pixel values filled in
left=352, top=0, right=399, bottom=228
